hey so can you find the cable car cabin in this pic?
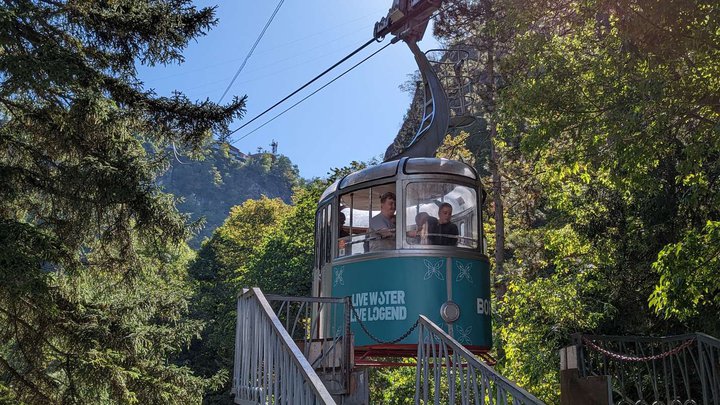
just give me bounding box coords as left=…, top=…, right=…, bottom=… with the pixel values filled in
left=313, top=157, right=491, bottom=357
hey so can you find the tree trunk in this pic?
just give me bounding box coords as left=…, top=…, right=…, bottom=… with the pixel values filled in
left=486, top=35, right=506, bottom=304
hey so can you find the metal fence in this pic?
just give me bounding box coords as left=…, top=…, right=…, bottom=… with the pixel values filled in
left=575, top=332, right=720, bottom=405
left=232, top=288, right=336, bottom=405
left=264, top=294, right=352, bottom=396
left=415, top=315, right=545, bottom=405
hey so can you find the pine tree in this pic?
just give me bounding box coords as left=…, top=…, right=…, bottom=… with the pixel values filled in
left=0, top=1, right=244, bottom=402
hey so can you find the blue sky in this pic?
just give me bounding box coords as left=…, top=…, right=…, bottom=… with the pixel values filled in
left=138, top=0, right=440, bottom=179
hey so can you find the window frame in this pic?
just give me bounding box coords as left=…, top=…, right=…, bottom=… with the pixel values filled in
left=401, top=179, right=481, bottom=250
left=335, top=182, right=397, bottom=258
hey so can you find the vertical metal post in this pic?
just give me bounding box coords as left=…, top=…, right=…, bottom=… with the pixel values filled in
left=343, top=296, right=352, bottom=396
left=349, top=193, right=354, bottom=237
left=700, top=338, right=709, bottom=404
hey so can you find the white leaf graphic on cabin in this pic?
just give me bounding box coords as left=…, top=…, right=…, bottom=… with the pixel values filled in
left=456, top=261, right=473, bottom=284
left=455, top=325, right=472, bottom=345
left=423, top=332, right=442, bottom=344
left=334, top=266, right=344, bottom=286
left=423, top=259, right=445, bottom=281
left=422, top=322, right=445, bottom=344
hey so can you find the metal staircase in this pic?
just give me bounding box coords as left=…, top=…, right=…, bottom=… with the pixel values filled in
left=232, top=288, right=336, bottom=405
left=232, top=288, right=545, bottom=405
left=415, top=315, right=545, bottom=404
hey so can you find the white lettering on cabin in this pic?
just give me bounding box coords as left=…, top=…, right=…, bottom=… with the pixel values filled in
left=476, top=298, right=491, bottom=315
left=350, top=290, right=407, bottom=323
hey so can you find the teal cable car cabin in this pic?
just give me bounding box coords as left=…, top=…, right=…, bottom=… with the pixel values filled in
left=313, top=157, right=491, bottom=357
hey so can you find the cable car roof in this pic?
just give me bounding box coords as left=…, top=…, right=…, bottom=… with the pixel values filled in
left=319, top=158, right=477, bottom=203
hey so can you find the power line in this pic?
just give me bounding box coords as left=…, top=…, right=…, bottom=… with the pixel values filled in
left=218, top=0, right=285, bottom=103
left=231, top=40, right=395, bottom=144
left=226, top=37, right=378, bottom=136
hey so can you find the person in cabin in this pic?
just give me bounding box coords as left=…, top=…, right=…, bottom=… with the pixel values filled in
left=407, top=212, right=439, bottom=245
left=436, top=202, right=459, bottom=246
left=337, top=211, right=351, bottom=256
left=338, top=212, right=350, bottom=238
left=369, top=191, right=396, bottom=251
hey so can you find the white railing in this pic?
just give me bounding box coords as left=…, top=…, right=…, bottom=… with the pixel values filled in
left=415, top=315, right=545, bottom=405
left=233, top=288, right=336, bottom=405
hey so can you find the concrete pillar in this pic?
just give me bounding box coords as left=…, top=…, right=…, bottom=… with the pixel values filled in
left=560, top=345, right=612, bottom=405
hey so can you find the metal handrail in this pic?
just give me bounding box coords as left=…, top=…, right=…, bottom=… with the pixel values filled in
left=575, top=332, right=720, bottom=405
left=575, top=332, right=720, bottom=345
left=264, top=294, right=352, bottom=396
left=415, top=315, right=545, bottom=405
left=233, top=288, right=336, bottom=405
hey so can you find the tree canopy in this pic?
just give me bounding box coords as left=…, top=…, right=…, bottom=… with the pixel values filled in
left=429, top=0, right=719, bottom=402
left=0, top=0, right=244, bottom=402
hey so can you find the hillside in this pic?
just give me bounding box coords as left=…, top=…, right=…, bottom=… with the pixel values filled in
left=159, top=144, right=299, bottom=248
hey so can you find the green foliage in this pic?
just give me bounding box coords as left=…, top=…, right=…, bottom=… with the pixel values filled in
left=0, top=221, right=215, bottom=403
left=327, top=160, right=373, bottom=182
left=650, top=221, right=720, bottom=329
left=368, top=362, right=416, bottom=404
left=240, top=183, right=324, bottom=296
left=436, top=131, right=476, bottom=166
left=186, top=197, right=290, bottom=403
left=159, top=147, right=299, bottom=247
left=186, top=181, right=327, bottom=402
left=431, top=0, right=720, bottom=401
left=0, top=0, right=244, bottom=402
left=53, top=242, right=213, bottom=404
left=186, top=167, right=361, bottom=403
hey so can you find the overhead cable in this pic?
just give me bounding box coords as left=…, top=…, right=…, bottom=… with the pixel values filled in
left=231, top=41, right=395, bottom=143
left=218, top=0, right=286, bottom=103
left=226, top=37, right=378, bottom=136
left=227, top=2, right=458, bottom=140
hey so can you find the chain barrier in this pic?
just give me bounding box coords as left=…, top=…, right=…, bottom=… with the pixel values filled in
left=349, top=303, right=420, bottom=345
left=581, top=336, right=696, bottom=363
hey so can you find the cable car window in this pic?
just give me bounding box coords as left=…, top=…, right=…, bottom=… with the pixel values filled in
left=339, top=161, right=398, bottom=189
left=404, top=182, right=478, bottom=249
left=404, top=158, right=477, bottom=179
left=314, top=210, right=322, bottom=268
left=315, top=208, right=325, bottom=266
left=338, top=183, right=396, bottom=256
left=314, top=204, right=333, bottom=265
left=324, top=205, right=332, bottom=263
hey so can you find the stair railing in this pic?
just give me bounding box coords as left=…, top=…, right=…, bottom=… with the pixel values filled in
left=415, top=315, right=545, bottom=405
left=264, top=294, right=352, bottom=396
left=233, top=288, right=336, bottom=405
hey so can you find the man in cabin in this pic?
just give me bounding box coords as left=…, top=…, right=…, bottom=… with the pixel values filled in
left=369, top=191, right=396, bottom=251
left=436, top=202, right=459, bottom=246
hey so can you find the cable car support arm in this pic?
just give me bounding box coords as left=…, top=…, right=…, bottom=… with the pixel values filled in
left=375, top=0, right=451, bottom=160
